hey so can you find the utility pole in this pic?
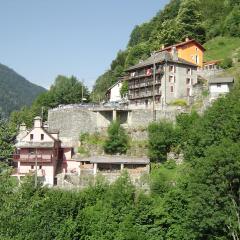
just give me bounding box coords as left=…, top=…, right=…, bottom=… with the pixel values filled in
left=152, top=51, right=156, bottom=121
left=34, top=151, right=37, bottom=188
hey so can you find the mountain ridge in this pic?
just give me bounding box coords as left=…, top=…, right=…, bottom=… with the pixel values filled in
left=0, top=63, right=46, bottom=117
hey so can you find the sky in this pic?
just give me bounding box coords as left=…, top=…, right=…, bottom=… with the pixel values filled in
left=0, top=0, right=169, bottom=90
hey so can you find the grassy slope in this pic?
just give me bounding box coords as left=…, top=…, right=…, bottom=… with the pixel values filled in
left=204, top=36, right=240, bottom=81
left=204, top=36, right=240, bottom=61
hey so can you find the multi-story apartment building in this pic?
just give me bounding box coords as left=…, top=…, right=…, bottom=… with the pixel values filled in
left=125, top=49, right=198, bottom=108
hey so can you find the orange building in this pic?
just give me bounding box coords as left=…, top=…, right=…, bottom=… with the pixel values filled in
left=158, top=38, right=205, bottom=68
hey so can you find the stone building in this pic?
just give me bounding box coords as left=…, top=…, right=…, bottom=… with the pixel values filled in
left=59, top=155, right=150, bottom=188
left=125, top=50, right=198, bottom=109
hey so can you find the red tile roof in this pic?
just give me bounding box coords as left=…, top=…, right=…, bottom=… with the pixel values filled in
left=157, top=39, right=206, bottom=52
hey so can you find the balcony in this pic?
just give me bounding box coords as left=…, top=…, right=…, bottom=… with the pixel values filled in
left=128, top=70, right=163, bottom=79
left=13, top=154, right=53, bottom=163
left=129, top=91, right=162, bottom=100
left=129, top=80, right=161, bottom=89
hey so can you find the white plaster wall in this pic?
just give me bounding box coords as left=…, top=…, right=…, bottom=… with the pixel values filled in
left=109, top=82, right=122, bottom=102
left=66, top=160, right=80, bottom=173
left=18, top=165, right=55, bottom=186
left=210, top=84, right=229, bottom=94
left=22, top=128, right=54, bottom=142
left=43, top=166, right=55, bottom=185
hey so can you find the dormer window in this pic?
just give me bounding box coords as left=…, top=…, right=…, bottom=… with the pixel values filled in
left=41, top=134, right=44, bottom=140
left=30, top=134, right=34, bottom=140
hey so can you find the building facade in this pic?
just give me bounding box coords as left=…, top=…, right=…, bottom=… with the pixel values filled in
left=208, top=77, right=234, bottom=101
left=126, top=50, right=198, bottom=108
left=158, top=38, right=205, bottom=68
left=13, top=116, right=73, bottom=186
left=105, top=79, right=123, bottom=102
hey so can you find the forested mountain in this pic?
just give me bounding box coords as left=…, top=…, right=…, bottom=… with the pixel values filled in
left=92, top=0, right=240, bottom=99
left=0, top=63, right=46, bottom=117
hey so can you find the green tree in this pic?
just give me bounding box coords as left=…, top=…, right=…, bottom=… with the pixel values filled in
left=224, top=6, right=240, bottom=37
left=176, top=0, right=206, bottom=43
left=0, top=119, right=16, bottom=164
left=148, top=120, right=178, bottom=162
left=104, top=121, right=129, bottom=154
left=120, top=80, right=128, bottom=97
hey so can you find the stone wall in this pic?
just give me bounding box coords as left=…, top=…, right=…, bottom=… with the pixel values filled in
left=48, top=106, right=181, bottom=145
left=48, top=108, right=97, bottom=143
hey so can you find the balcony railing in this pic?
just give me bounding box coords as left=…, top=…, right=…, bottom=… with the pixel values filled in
left=129, top=80, right=161, bottom=89
left=129, top=91, right=162, bottom=100
left=13, top=154, right=53, bottom=163
left=128, top=70, right=163, bottom=79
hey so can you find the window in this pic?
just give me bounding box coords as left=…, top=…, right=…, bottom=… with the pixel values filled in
left=30, top=134, right=34, bottom=140
left=41, top=134, right=44, bottom=140
left=217, top=83, right=221, bottom=88
left=186, top=78, right=191, bottom=85
left=187, top=68, right=191, bottom=75
left=195, top=55, right=199, bottom=64
left=170, top=86, right=174, bottom=93
left=39, top=165, right=42, bottom=169
left=31, top=165, right=34, bottom=169
left=169, top=75, right=174, bottom=83
left=169, top=65, right=174, bottom=72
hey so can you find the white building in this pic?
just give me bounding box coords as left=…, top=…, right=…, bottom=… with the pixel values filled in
left=209, top=77, right=234, bottom=101
left=106, top=79, right=123, bottom=102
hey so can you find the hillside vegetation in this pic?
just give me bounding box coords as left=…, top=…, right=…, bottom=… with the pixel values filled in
left=92, top=0, right=240, bottom=99
left=0, top=63, right=46, bottom=117
left=1, top=81, right=240, bottom=239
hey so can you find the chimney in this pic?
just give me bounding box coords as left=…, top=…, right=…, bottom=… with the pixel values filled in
left=185, top=37, right=189, bottom=42
left=161, top=44, right=165, bottom=50
left=43, top=122, right=48, bottom=130
left=33, top=116, right=42, bottom=128
left=19, top=122, right=26, bottom=132
left=172, top=46, right=178, bottom=61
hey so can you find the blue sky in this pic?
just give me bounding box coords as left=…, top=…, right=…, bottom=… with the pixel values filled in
left=0, top=0, right=169, bottom=89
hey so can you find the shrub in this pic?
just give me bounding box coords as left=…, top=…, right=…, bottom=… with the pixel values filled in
left=170, top=99, right=187, bottom=107
left=104, top=121, right=129, bottom=154
left=220, top=57, right=233, bottom=69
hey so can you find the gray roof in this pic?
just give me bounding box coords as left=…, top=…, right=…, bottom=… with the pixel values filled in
left=72, top=155, right=150, bottom=164
left=209, top=77, right=234, bottom=84
left=126, top=51, right=197, bottom=71
left=16, top=141, right=55, bottom=148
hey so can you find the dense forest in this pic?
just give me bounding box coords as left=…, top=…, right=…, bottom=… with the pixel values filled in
left=0, top=81, right=240, bottom=239
left=0, top=63, right=46, bottom=117
left=92, top=0, right=240, bottom=99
